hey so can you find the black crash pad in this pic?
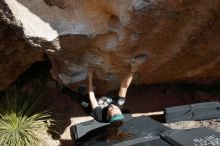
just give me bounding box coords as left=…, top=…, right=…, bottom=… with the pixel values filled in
left=83, top=137, right=172, bottom=146
left=119, top=115, right=170, bottom=137
left=161, top=128, right=220, bottom=146
left=75, top=115, right=171, bottom=146
left=74, top=114, right=133, bottom=140
left=165, top=101, right=220, bottom=123
left=110, top=136, right=171, bottom=146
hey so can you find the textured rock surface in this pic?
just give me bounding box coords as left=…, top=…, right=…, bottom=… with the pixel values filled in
left=1, top=0, right=220, bottom=93
left=0, top=21, right=45, bottom=90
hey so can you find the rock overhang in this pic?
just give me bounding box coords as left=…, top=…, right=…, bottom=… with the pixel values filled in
left=1, top=0, right=220, bottom=93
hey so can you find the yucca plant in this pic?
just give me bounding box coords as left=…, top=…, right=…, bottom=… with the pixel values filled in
left=0, top=86, right=54, bottom=146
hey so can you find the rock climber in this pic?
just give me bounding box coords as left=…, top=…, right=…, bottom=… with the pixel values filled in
left=62, top=53, right=148, bottom=141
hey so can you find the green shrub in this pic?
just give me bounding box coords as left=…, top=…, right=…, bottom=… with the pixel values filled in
left=0, top=87, right=54, bottom=146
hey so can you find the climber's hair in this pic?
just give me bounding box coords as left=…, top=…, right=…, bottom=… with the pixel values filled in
left=98, top=120, right=132, bottom=141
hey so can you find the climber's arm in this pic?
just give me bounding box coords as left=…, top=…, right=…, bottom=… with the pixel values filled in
left=118, top=73, right=133, bottom=98
left=116, top=73, right=134, bottom=107
left=88, top=70, right=99, bottom=110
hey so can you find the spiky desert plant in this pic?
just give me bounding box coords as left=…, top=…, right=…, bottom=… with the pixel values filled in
left=0, top=87, right=54, bottom=146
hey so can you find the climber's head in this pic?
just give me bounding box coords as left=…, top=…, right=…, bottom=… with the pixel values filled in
left=107, top=104, right=121, bottom=117
left=107, top=104, right=124, bottom=123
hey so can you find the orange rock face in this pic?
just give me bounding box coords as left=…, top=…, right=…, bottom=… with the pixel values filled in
left=1, top=0, right=220, bottom=93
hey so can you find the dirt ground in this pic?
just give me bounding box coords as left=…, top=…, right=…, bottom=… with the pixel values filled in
left=36, top=81, right=220, bottom=146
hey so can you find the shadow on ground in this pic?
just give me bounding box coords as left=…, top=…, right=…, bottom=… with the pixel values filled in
left=39, top=82, right=220, bottom=145
left=9, top=61, right=220, bottom=145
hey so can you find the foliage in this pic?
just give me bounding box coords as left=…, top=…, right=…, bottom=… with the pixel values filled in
left=0, top=87, right=54, bottom=146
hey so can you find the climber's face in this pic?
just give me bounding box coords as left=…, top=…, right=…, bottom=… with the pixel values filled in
left=107, top=104, right=122, bottom=117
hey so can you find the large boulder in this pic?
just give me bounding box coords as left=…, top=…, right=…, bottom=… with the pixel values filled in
left=0, top=21, right=45, bottom=90
left=1, top=0, right=220, bottom=93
